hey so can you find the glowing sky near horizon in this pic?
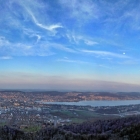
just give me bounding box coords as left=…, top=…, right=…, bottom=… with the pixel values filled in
left=0, top=0, right=140, bottom=91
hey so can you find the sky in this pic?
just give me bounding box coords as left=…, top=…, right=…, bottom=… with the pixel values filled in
left=0, top=0, right=140, bottom=91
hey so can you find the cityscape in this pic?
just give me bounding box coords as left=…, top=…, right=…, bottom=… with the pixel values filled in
left=0, top=91, right=140, bottom=129
left=0, top=90, right=139, bottom=139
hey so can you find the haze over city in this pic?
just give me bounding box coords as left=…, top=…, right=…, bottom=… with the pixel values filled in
left=0, top=0, right=140, bottom=91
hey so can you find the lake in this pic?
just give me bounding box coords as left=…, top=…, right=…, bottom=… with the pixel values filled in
left=39, top=100, right=140, bottom=107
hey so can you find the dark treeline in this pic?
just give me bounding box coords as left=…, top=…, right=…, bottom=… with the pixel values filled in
left=0, top=116, right=140, bottom=140
left=62, top=115, right=140, bottom=134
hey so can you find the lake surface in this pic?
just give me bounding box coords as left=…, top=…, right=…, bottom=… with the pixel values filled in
left=40, top=100, right=140, bottom=107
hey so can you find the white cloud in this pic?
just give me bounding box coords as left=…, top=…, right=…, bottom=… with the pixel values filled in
left=26, top=9, right=63, bottom=32
left=77, top=36, right=98, bottom=46
left=97, top=0, right=140, bottom=31
left=64, top=57, right=68, bottom=59
left=45, top=43, right=76, bottom=53
left=118, top=59, right=140, bottom=65
left=0, top=56, right=12, bottom=60
left=98, top=64, right=112, bottom=69
left=0, top=36, right=76, bottom=57
left=0, top=36, right=10, bottom=47
left=57, top=58, right=89, bottom=64
left=66, top=33, right=98, bottom=46
left=84, top=40, right=98, bottom=46
left=6, top=0, right=63, bottom=34
left=35, top=34, right=41, bottom=43
left=82, top=50, right=129, bottom=58
left=59, top=0, right=99, bottom=22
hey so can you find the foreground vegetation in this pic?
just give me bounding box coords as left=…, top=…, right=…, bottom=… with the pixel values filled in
left=0, top=115, right=140, bottom=139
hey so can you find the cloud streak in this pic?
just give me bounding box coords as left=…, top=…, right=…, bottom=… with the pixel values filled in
left=0, top=36, right=76, bottom=57
left=0, top=56, right=12, bottom=60
left=59, top=0, right=98, bottom=22
left=66, top=34, right=98, bottom=46
left=57, top=58, right=89, bottom=64
left=26, top=9, right=63, bottom=32
left=81, top=50, right=129, bottom=58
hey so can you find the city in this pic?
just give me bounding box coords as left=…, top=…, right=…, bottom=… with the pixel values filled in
left=0, top=90, right=140, bottom=132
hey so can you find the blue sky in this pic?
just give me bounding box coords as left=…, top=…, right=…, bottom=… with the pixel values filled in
left=0, top=0, right=140, bottom=91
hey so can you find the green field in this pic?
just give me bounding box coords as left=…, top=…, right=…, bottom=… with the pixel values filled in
left=50, top=109, right=109, bottom=123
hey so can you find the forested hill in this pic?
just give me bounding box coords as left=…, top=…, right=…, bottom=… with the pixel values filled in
left=0, top=115, right=140, bottom=140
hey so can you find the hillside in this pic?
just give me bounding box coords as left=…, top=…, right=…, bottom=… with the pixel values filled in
left=0, top=115, right=140, bottom=140
left=0, top=91, right=140, bottom=102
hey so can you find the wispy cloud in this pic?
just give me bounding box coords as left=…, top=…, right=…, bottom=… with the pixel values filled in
left=0, top=36, right=10, bottom=47
left=57, top=58, right=89, bottom=64
left=81, top=50, right=129, bottom=58
left=97, top=0, right=140, bottom=31
left=23, top=28, right=42, bottom=43
left=0, top=36, right=76, bottom=57
left=26, top=9, right=63, bottom=32
left=45, top=43, right=76, bottom=53
left=118, top=59, right=140, bottom=65
left=98, top=64, right=112, bottom=69
left=6, top=0, right=63, bottom=34
left=66, top=33, right=98, bottom=46
left=0, top=56, right=12, bottom=60
left=84, top=39, right=98, bottom=46
left=59, top=0, right=98, bottom=22
left=59, top=0, right=140, bottom=32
